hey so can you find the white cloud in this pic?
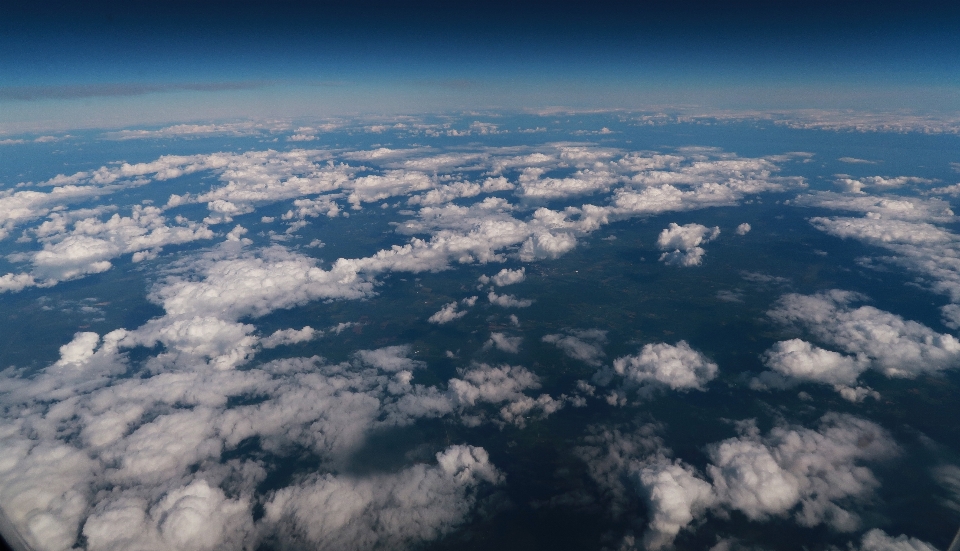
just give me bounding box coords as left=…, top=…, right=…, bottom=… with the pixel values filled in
left=261, top=326, right=320, bottom=349
left=576, top=413, right=897, bottom=549
left=756, top=338, right=868, bottom=384
left=793, top=192, right=954, bottom=222
left=834, top=175, right=935, bottom=193
left=598, top=341, right=718, bottom=402
left=354, top=345, right=425, bottom=372
left=708, top=414, right=898, bottom=531
left=707, top=414, right=898, bottom=531
left=103, top=121, right=290, bottom=140
left=9, top=206, right=214, bottom=290
left=635, top=460, right=716, bottom=550
left=658, top=247, right=706, bottom=267
left=853, top=529, right=938, bottom=551
left=448, top=363, right=563, bottom=427
left=490, top=267, right=526, bottom=286
left=542, top=329, right=608, bottom=366
left=488, top=291, right=533, bottom=308
left=0, top=437, right=97, bottom=551
left=263, top=446, right=502, bottom=551
left=0, top=272, right=42, bottom=292
left=806, top=212, right=960, bottom=305
left=809, top=216, right=954, bottom=246
left=657, top=223, right=720, bottom=251
left=657, top=223, right=719, bottom=267
left=768, top=290, right=960, bottom=378
left=83, top=480, right=255, bottom=551
left=428, top=301, right=468, bottom=324
left=0, top=141, right=842, bottom=551
left=485, top=332, right=523, bottom=353
left=149, top=246, right=375, bottom=322
left=735, top=223, right=751, bottom=235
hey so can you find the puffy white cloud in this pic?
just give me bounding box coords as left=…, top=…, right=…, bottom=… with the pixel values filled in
left=0, top=272, right=41, bottom=292
left=82, top=480, right=255, bottom=551
left=577, top=412, right=899, bottom=549
left=752, top=338, right=877, bottom=402
left=852, top=529, right=938, bottom=551
left=657, top=223, right=719, bottom=267
left=806, top=212, right=960, bottom=304
left=768, top=290, right=960, bottom=377
left=448, top=363, right=563, bottom=427
left=0, top=437, right=97, bottom=551
left=658, top=247, right=706, bottom=267
left=103, top=121, right=290, bottom=140
left=0, top=141, right=835, bottom=551
left=0, top=206, right=214, bottom=292
left=793, top=192, right=954, bottom=222
left=485, top=332, right=523, bottom=354
left=735, top=223, right=751, bottom=235
left=809, top=216, right=954, bottom=246
left=261, top=326, right=320, bottom=349
left=707, top=414, right=898, bottom=531
left=282, top=196, right=342, bottom=220
left=263, top=446, right=502, bottom=551
left=150, top=246, right=374, bottom=322
left=942, top=304, right=960, bottom=330
left=834, top=175, right=935, bottom=193
left=542, top=329, right=608, bottom=366
left=755, top=338, right=869, bottom=387
left=490, top=267, right=526, bottom=286
left=598, top=341, right=718, bottom=402
left=428, top=301, right=468, bottom=324
left=517, top=166, right=620, bottom=200
left=657, top=223, right=720, bottom=251
left=354, top=345, right=425, bottom=372
left=488, top=291, right=533, bottom=308
left=634, top=460, right=716, bottom=550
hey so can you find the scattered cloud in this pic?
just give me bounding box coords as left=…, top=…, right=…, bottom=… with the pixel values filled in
left=657, top=223, right=719, bottom=267
left=595, top=341, right=718, bottom=403
left=542, top=329, right=608, bottom=366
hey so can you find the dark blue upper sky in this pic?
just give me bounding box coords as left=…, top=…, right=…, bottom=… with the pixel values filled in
left=2, top=0, right=959, bottom=132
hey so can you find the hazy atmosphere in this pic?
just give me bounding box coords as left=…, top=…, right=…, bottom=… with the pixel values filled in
left=2, top=2, right=960, bottom=551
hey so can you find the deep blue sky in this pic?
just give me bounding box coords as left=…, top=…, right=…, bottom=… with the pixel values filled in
left=2, top=0, right=960, bottom=132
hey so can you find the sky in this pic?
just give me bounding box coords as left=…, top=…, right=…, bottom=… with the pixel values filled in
left=2, top=0, right=960, bottom=133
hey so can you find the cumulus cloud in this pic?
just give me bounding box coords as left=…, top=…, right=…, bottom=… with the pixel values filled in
left=853, top=529, right=938, bottom=551
left=834, top=175, right=935, bottom=193
left=706, top=414, right=898, bottom=531
left=448, top=363, right=564, bottom=427
left=0, top=140, right=830, bottom=551
left=578, top=415, right=899, bottom=549
left=767, top=290, right=960, bottom=378
left=263, top=446, right=502, bottom=551
left=735, top=223, right=751, bottom=235
left=805, top=208, right=960, bottom=306
left=793, top=192, right=954, bottom=222
left=354, top=345, right=425, bottom=372
left=635, top=460, right=716, bottom=550
left=261, top=326, right=320, bottom=349
left=750, top=339, right=877, bottom=401
left=488, top=291, right=533, bottom=308
left=542, top=329, right=608, bottom=366
left=103, top=121, right=289, bottom=140
left=490, top=267, right=526, bottom=286
left=485, top=332, right=523, bottom=353
left=596, top=341, right=718, bottom=403
left=3, top=206, right=214, bottom=290
left=657, top=223, right=719, bottom=267
left=428, top=301, right=468, bottom=324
